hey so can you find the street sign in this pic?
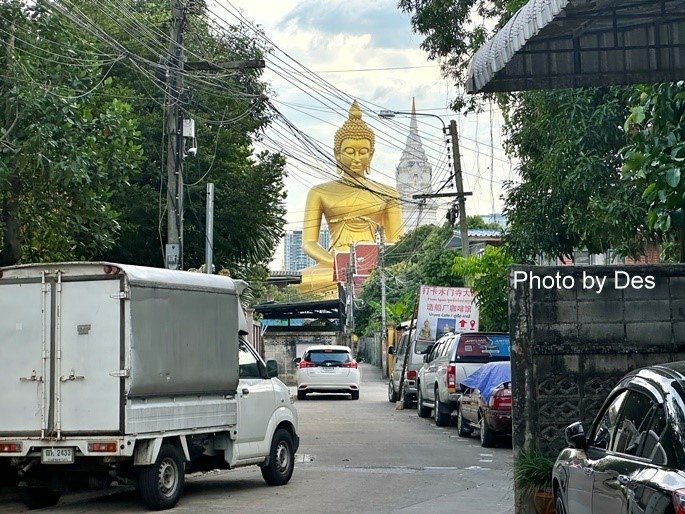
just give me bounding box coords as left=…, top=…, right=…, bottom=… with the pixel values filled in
left=416, top=285, right=479, bottom=340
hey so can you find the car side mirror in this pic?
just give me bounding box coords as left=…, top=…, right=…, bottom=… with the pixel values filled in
left=293, top=357, right=301, bottom=364
left=565, top=421, right=586, bottom=449
left=266, top=360, right=279, bottom=378
left=388, top=346, right=395, bottom=355
left=423, top=353, right=430, bottom=363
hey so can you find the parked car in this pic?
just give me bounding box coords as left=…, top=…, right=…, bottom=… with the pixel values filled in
left=553, top=361, right=685, bottom=514
left=296, top=345, right=360, bottom=400
left=456, top=361, right=512, bottom=447
left=388, top=330, right=434, bottom=408
left=416, top=332, right=510, bottom=426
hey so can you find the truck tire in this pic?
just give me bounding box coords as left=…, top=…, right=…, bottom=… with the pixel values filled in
left=261, top=429, right=295, bottom=486
left=388, top=380, right=397, bottom=402
left=401, top=388, right=413, bottom=409
left=480, top=416, right=496, bottom=448
left=138, top=443, right=185, bottom=510
left=433, top=388, right=451, bottom=427
left=416, top=385, right=431, bottom=418
left=18, top=486, right=62, bottom=510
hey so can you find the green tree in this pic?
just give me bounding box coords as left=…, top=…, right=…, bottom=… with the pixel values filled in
left=452, top=245, right=513, bottom=331
left=623, top=83, right=685, bottom=261
left=0, top=0, right=143, bottom=265
left=78, top=0, right=287, bottom=275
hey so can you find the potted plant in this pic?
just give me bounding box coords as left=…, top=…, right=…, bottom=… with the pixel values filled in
left=513, top=447, right=556, bottom=514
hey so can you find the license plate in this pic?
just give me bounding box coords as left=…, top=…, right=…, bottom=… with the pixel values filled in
left=41, top=447, right=74, bottom=464
left=319, top=367, right=337, bottom=372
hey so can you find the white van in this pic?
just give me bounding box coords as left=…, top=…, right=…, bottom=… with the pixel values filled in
left=388, top=330, right=435, bottom=408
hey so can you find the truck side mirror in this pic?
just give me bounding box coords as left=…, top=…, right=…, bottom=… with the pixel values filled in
left=266, top=360, right=279, bottom=378
left=388, top=346, right=395, bottom=355
left=293, top=357, right=301, bottom=364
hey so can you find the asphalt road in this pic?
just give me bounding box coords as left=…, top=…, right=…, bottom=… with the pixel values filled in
left=0, top=363, right=514, bottom=513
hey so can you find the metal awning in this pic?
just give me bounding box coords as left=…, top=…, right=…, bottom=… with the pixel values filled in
left=466, top=0, right=685, bottom=93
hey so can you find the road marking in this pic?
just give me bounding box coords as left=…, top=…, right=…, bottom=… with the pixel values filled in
left=480, top=453, right=494, bottom=457
left=480, top=459, right=494, bottom=463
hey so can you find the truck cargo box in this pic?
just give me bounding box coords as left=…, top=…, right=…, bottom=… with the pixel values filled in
left=0, top=262, right=243, bottom=437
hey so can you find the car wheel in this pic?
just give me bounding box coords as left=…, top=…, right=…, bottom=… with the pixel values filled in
left=554, top=486, right=567, bottom=514
left=417, top=384, right=431, bottom=418
left=138, top=443, right=185, bottom=510
left=261, top=429, right=295, bottom=486
left=297, top=390, right=306, bottom=401
left=18, top=486, right=62, bottom=510
left=457, top=408, right=472, bottom=437
left=479, top=416, right=496, bottom=448
left=351, top=390, right=360, bottom=400
left=434, top=388, right=451, bottom=426
left=388, top=380, right=397, bottom=402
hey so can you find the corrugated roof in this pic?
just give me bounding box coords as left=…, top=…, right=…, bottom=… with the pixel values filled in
left=466, top=0, right=685, bottom=93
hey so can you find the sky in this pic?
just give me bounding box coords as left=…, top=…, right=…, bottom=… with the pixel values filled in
left=213, top=0, right=517, bottom=269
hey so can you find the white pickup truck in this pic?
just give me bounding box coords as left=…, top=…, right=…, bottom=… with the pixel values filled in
left=0, top=262, right=299, bottom=510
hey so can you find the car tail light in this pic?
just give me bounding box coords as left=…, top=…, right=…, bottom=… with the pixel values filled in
left=447, top=364, right=456, bottom=393
left=0, top=442, right=21, bottom=453
left=489, top=387, right=512, bottom=410
left=673, top=488, right=685, bottom=514
left=406, top=370, right=417, bottom=380
left=342, top=360, right=358, bottom=369
left=88, top=442, right=117, bottom=453
left=298, top=360, right=315, bottom=369
left=103, top=265, right=121, bottom=275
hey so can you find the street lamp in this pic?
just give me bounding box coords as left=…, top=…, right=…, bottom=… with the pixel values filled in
left=377, top=109, right=470, bottom=258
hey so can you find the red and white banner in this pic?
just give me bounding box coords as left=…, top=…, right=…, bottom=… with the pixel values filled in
left=416, top=285, right=479, bottom=340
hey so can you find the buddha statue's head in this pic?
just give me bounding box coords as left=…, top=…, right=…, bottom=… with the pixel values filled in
left=334, top=100, right=375, bottom=177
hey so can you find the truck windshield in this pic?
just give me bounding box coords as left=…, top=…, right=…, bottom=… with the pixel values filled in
left=453, top=335, right=510, bottom=363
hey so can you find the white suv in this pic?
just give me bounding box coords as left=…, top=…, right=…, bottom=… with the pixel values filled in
left=296, top=345, right=360, bottom=400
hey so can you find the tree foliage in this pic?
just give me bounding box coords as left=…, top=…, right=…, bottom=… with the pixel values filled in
left=452, top=245, right=513, bottom=331
left=502, top=87, right=650, bottom=262
left=623, top=83, right=685, bottom=260
left=0, top=0, right=143, bottom=264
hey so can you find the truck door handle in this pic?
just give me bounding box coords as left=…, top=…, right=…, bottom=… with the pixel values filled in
left=242, top=388, right=249, bottom=395
left=19, top=370, right=43, bottom=382
left=60, top=370, right=85, bottom=382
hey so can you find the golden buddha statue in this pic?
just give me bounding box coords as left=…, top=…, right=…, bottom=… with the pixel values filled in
left=297, top=101, right=404, bottom=296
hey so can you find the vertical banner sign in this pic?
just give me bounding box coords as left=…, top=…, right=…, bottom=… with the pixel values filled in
left=416, top=285, right=479, bottom=340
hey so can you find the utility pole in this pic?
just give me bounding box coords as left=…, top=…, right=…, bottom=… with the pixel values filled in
left=377, top=226, right=386, bottom=368
left=205, top=183, right=214, bottom=274
left=166, top=0, right=186, bottom=270
left=449, top=120, right=470, bottom=258
left=346, top=242, right=356, bottom=334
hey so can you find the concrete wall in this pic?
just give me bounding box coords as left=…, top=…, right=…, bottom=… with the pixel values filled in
left=510, top=264, right=685, bottom=453
left=262, top=330, right=343, bottom=385
left=509, top=264, right=685, bottom=511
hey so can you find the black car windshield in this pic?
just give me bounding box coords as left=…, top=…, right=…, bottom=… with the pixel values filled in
left=306, top=349, right=351, bottom=364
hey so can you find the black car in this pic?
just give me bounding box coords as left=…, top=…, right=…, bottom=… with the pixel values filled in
left=553, top=362, right=685, bottom=514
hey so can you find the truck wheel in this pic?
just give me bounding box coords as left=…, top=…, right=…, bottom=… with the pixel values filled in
left=417, top=385, right=431, bottom=418
left=401, top=388, right=413, bottom=409
left=479, top=417, right=496, bottom=448
left=433, top=388, right=451, bottom=427
left=138, top=443, right=185, bottom=510
left=261, top=429, right=295, bottom=486
left=297, top=390, right=306, bottom=401
left=18, top=486, right=62, bottom=510
left=388, top=380, right=397, bottom=402
left=457, top=408, right=473, bottom=437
